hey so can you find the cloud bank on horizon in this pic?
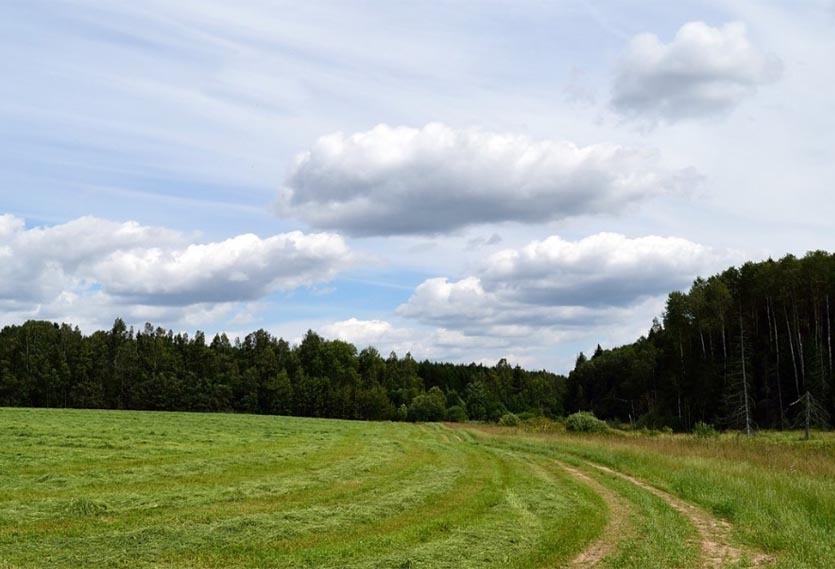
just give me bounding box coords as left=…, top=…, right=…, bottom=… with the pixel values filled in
left=3, top=1, right=833, bottom=372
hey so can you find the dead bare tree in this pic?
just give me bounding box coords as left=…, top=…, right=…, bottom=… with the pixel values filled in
left=724, top=313, right=755, bottom=436
left=790, top=391, right=830, bottom=441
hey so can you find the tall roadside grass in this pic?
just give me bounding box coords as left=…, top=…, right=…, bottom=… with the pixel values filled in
left=464, top=425, right=835, bottom=569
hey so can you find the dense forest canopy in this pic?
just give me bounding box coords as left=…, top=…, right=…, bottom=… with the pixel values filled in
left=1, top=251, right=833, bottom=431
left=0, top=319, right=564, bottom=422
left=567, top=251, right=834, bottom=431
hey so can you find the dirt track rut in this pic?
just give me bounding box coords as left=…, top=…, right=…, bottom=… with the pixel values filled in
left=558, top=462, right=632, bottom=568
left=589, top=463, right=773, bottom=568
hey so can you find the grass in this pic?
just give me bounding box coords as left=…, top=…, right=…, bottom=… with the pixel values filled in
left=460, top=424, right=835, bottom=569
left=0, top=409, right=598, bottom=569
left=1, top=408, right=834, bottom=568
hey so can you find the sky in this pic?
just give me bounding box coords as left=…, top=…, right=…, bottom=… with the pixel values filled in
left=2, top=0, right=835, bottom=373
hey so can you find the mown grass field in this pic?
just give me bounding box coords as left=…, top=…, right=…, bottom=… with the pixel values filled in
left=1, top=408, right=834, bottom=568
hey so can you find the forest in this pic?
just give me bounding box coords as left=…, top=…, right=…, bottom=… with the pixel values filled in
left=0, top=318, right=564, bottom=422
left=1, top=251, right=833, bottom=431
left=567, top=251, right=834, bottom=431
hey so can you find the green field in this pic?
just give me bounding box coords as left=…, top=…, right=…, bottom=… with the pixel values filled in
left=1, top=409, right=834, bottom=568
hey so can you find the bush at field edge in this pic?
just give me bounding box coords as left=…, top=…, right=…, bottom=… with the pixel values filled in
left=565, top=411, right=609, bottom=433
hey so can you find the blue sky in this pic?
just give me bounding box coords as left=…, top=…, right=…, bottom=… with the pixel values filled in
left=2, top=0, right=835, bottom=372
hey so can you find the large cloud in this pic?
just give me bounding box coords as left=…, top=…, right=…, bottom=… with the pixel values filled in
left=0, top=215, right=182, bottom=303
left=398, top=233, right=739, bottom=332
left=286, top=233, right=739, bottom=370
left=481, top=233, right=734, bottom=306
left=92, top=231, right=350, bottom=304
left=396, top=275, right=652, bottom=333
left=276, top=123, right=696, bottom=236
left=612, top=21, right=781, bottom=121
left=0, top=215, right=352, bottom=327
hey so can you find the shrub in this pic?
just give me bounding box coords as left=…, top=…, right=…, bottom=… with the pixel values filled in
left=396, top=404, right=409, bottom=421
left=522, top=416, right=564, bottom=433
left=565, top=411, right=609, bottom=433
left=498, top=412, right=521, bottom=427
left=692, top=421, right=719, bottom=438
left=444, top=405, right=469, bottom=423
left=609, top=420, right=633, bottom=431
left=408, top=387, right=447, bottom=422
left=517, top=409, right=544, bottom=421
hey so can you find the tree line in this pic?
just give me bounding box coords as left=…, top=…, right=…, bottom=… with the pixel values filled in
left=566, top=251, right=834, bottom=432
left=0, top=320, right=564, bottom=422
left=3, top=251, right=833, bottom=431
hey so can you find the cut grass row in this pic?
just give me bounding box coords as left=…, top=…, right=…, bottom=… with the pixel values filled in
left=1, top=409, right=601, bottom=568
left=4, top=408, right=834, bottom=568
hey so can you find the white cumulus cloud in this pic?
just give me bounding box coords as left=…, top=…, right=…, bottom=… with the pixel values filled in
left=320, top=318, right=399, bottom=347
left=0, top=214, right=353, bottom=329
left=612, top=21, right=781, bottom=121
left=399, top=233, right=739, bottom=332
left=277, top=123, right=696, bottom=236
left=92, top=231, right=351, bottom=305
left=481, top=233, right=737, bottom=306
left=384, top=231, right=738, bottom=369
left=319, top=317, right=567, bottom=368
left=0, top=215, right=182, bottom=303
